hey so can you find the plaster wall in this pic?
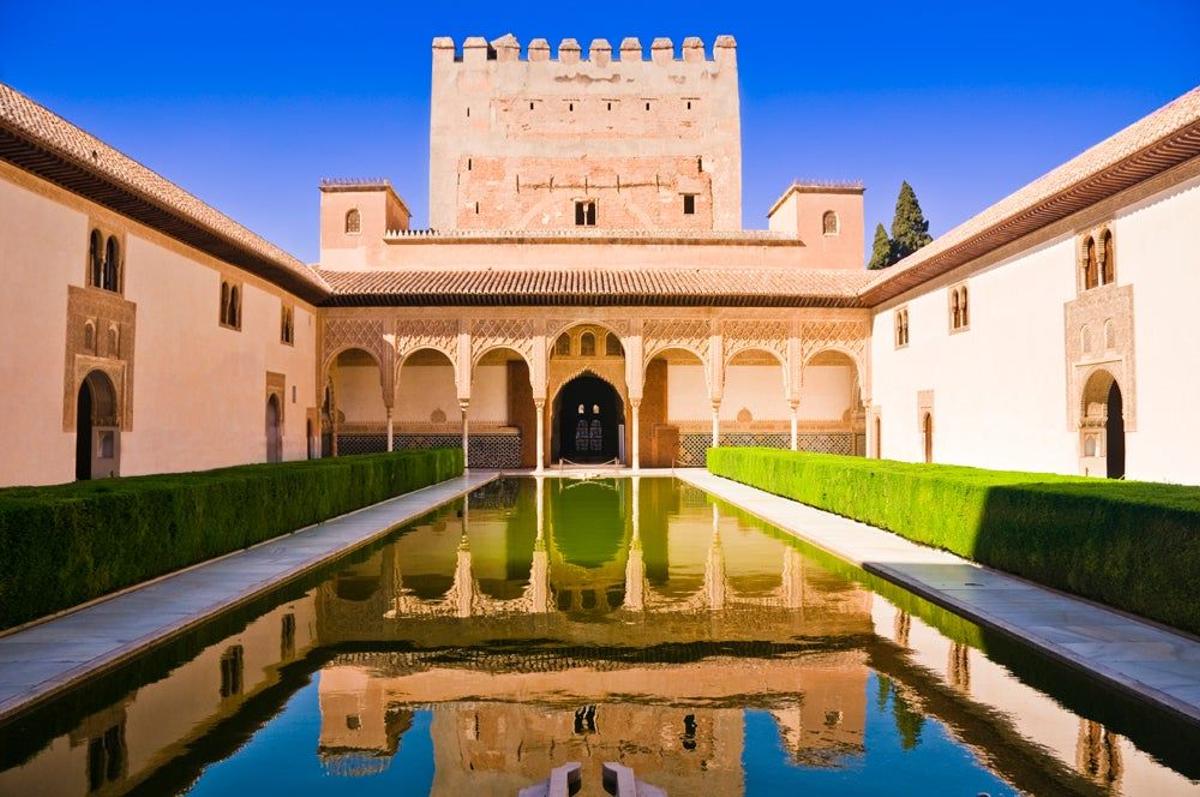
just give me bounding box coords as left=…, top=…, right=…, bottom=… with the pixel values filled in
left=870, top=236, right=1076, bottom=473
left=338, top=363, right=511, bottom=424
left=0, top=166, right=317, bottom=487
left=123, top=236, right=317, bottom=475
left=1116, top=172, right=1200, bottom=484
left=870, top=167, right=1200, bottom=484
left=667, top=364, right=852, bottom=422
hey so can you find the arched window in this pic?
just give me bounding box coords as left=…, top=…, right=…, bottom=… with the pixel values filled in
left=960, top=286, right=969, bottom=327
left=555, top=333, right=571, bottom=356
left=228, top=286, right=240, bottom=329
left=107, top=325, right=119, bottom=357
left=580, top=331, right=596, bottom=356
left=1084, top=237, right=1099, bottom=290
left=83, top=321, right=96, bottom=352
left=895, top=307, right=910, bottom=347
left=220, top=281, right=231, bottom=325
left=88, top=229, right=103, bottom=287
left=1081, top=324, right=1092, bottom=354
left=922, top=413, right=934, bottom=464
left=345, top=208, right=361, bottom=234
left=281, top=306, right=294, bottom=344
left=103, top=236, right=120, bottom=292
left=605, top=332, right=622, bottom=356
left=951, top=291, right=961, bottom=329
left=1101, top=229, right=1115, bottom=285
left=1103, top=318, right=1115, bottom=350
left=822, top=210, right=839, bottom=235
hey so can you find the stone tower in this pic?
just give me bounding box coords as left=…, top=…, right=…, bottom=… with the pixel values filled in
left=428, top=34, right=742, bottom=232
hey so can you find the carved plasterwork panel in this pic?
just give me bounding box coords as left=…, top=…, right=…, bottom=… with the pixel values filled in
left=1064, top=284, right=1136, bottom=431
left=322, top=318, right=390, bottom=373
left=800, top=319, right=869, bottom=402
left=471, top=318, right=536, bottom=366
left=642, top=318, right=712, bottom=363
left=545, top=317, right=631, bottom=344
left=63, top=285, right=136, bottom=431
left=395, top=319, right=459, bottom=363
left=721, top=319, right=790, bottom=363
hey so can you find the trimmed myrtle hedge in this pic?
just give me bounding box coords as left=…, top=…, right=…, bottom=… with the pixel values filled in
left=0, top=448, right=462, bottom=631
left=708, top=448, right=1200, bottom=635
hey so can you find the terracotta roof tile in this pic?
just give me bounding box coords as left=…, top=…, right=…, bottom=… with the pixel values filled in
left=861, top=86, right=1200, bottom=304
left=319, top=268, right=874, bottom=307
left=0, top=82, right=329, bottom=299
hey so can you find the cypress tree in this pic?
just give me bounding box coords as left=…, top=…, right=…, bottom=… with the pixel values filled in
left=867, top=223, right=893, bottom=270
left=890, top=180, right=932, bottom=262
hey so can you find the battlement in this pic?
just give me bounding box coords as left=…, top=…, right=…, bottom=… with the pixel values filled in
left=431, top=34, right=736, bottom=66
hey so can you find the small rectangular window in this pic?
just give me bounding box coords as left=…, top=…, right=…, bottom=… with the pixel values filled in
left=575, top=200, right=596, bottom=227
left=683, top=194, right=696, bottom=215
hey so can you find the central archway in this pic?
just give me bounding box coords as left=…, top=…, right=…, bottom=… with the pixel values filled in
left=552, top=374, right=624, bottom=464
left=75, top=370, right=120, bottom=480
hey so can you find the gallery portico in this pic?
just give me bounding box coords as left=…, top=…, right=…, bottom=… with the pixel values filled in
left=319, top=301, right=870, bottom=469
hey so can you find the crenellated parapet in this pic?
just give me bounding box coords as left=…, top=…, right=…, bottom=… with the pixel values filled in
left=428, top=32, right=743, bottom=232
left=431, top=34, right=736, bottom=66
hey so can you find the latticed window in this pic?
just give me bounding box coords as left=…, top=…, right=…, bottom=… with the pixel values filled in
left=605, top=333, right=622, bottom=356
left=950, top=284, right=969, bottom=331
left=555, top=334, right=571, bottom=356
left=1101, top=229, right=1115, bottom=285
left=1083, top=236, right=1099, bottom=290
left=580, top=331, right=596, bottom=356
left=345, top=208, right=361, bottom=234
left=822, top=210, right=839, bottom=235
left=88, top=229, right=103, bottom=287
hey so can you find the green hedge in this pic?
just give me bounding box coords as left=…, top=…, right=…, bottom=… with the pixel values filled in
left=0, top=448, right=463, bottom=630
left=707, top=448, right=1200, bottom=635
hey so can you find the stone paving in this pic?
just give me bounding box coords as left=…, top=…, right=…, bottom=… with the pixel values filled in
left=676, top=469, right=1200, bottom=726
left=0, top=471, right=497, bottom=723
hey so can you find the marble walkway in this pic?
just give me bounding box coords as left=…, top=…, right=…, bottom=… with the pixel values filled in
left=0, top=470, right=497, bottom=724
left=676, top=468, right=1200, bottom=726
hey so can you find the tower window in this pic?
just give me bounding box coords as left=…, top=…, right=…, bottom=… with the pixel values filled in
left=822, top=210, right=839, bottom=235
left=683, top=194, right=696, bottom=215
left=575, top=200, right=597, bottom=227
left=467, top=158, right=472, bottom=171
left=344, top=208, right=361, bottom=234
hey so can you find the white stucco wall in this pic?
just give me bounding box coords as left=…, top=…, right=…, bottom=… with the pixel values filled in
left=0, top=166, right=317, bottom=486
left=667, top=363, right=852, bottom=422
left=870, top=236, right=1078, bottom=472
left=869, top=167, right=1200, bottom=484
left=339, top=362, right=511, bottom=425
left=1118, top=172, right=1200, bottom=484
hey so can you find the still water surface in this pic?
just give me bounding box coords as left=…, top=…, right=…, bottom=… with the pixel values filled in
left=0, top=477, right=1197, bottom=795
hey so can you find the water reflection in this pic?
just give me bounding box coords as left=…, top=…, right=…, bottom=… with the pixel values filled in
left=0, top=477, right=1196, bottom=796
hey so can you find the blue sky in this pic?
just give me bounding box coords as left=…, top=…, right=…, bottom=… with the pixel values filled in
left=2, top=0, right=1197, bottom=263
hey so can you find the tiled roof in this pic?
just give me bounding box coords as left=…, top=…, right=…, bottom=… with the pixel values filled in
left=0, top=82, right=330, bottom=302
left=319, top=268, right=874, bottom=307
left=861, top=86, right=1200, bottom=305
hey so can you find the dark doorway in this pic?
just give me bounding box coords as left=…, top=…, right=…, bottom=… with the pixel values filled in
left=75, top=380, right=94, bottom=480
left=75, top=371, right=119, bottom=480
left=554, top=375, right=623, bottom=464
left=1106, top=382, right=1125, bottom=479
left=922, top=413, right=933, bottom=464
left=266, top=395, right=282, bottom=463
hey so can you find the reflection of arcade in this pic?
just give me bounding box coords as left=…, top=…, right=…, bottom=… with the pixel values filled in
left=311, top=476, right=875, bottom=794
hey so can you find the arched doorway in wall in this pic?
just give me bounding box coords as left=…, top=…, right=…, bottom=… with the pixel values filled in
left=75, top=370, right=120, bottom=480
left=1080, top=368, right=1126, bottom=479
left=1106, top=382, right=1125, bottom=479
left=874, top=416, right=882, bottom=459
left=552, top=374, right=624, bottom=464
left=922, top=413, right=933, bottom=464
left=306, top=418, right=315, bottom=460
left=266, top=395, right=283, bottom=463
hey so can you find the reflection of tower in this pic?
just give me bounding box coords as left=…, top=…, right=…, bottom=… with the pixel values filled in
left=704, top=503, right=727, bottom=611
left=318, top=666, right=414, bottom=778
left=624, top=477, right=646, bottom=611
left=1076, top=719, right=1123, bottom=788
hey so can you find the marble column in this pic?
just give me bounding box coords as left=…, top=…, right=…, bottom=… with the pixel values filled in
left=386, top=407, right=394, bottom=452
left=789, top=401, right=799, bottom=451
left=711, top=401, right=721, bottom=449
left=459, top=399, right=470, bottom=469
left=535, top=399, right=545, bottom=473
left=631, top=399, right=641, bottom=471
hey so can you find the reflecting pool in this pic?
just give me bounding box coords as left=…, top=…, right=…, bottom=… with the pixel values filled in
left=0, top=478, right=1197, bottom=795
